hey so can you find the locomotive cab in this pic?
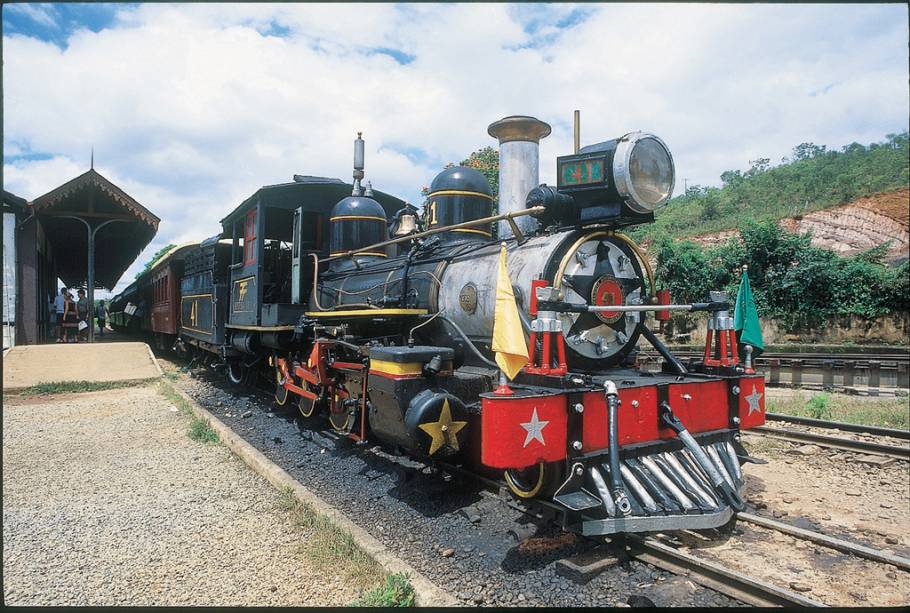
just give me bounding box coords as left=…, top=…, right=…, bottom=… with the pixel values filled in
left=218, top=177, right=407, bottom=332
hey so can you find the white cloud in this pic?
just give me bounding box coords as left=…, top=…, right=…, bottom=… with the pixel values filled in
left=3, top=2, right=908, bottom=296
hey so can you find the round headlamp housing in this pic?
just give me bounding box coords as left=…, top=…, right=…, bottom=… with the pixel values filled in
left=612, top=132, right=675, bottom=213
left=554, top=131, right=676, bottom=221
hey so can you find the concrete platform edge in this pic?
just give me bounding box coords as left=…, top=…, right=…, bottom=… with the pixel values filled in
left=146, top=344, right=165, bottom=377
left=165, top=382, right=458, bottom=607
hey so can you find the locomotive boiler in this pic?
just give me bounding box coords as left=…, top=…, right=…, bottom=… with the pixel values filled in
left=129, top=113, right=767, bottom=537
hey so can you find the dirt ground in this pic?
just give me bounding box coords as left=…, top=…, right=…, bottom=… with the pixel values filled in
left=2, top=341, right=161, bottom=391
left=669, top=520, right=908, bottom=606
left=711, top=433, right=910, bottom=606
left=741, top=434, right=910, bottom=555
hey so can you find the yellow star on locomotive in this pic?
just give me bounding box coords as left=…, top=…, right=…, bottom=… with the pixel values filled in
left=418, top=398, right=467, bottom=456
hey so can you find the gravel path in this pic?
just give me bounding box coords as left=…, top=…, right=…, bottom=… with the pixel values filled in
left=169, top=361, right=740, bottom=608
left=2, top=385, right=352, bottom=606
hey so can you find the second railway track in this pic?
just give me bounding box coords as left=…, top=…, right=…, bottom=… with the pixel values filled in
left=748, top=424, right=910, bottom=460
left=765, top=412, right=910, bottom=440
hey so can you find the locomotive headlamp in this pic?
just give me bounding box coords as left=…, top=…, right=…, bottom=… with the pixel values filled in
left=555, top=132, right=675, bottom=215
left=614, top=133, right=675, bottom=213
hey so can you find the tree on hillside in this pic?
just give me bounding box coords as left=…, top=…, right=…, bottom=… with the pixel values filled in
left=633, top=131, right=909, bottom=243
left=135, top=243, right=175, bottom=279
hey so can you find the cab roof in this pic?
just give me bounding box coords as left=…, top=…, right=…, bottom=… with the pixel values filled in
left=219, top=176, right=407, bottom=229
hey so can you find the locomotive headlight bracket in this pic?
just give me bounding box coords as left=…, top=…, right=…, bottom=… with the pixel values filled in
left=613, top=132, right=675, bottom=214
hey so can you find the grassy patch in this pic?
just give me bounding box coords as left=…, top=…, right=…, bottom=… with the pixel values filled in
left=188, top=416, right=220, bottom=444
left=16, top=378, right=158, bottom=397
left=158, top=381, right=194, bottom=417
left=350, top=573, right=416, bottom=607
left=158, top=381, right=220, bottom=444
left=277, top=488, right=411, bottom=604
left=768, top=391, right=909, bottom=430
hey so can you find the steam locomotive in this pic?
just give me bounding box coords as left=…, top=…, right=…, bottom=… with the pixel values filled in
left=110, top=115, right=766, bottom=536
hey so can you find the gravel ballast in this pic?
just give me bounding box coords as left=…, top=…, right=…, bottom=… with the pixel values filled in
left=2, top=385, right=356, bottom=606
left=172, top=362, right=741, bottom=608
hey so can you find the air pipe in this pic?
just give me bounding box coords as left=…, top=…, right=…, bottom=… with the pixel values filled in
left=604, top=380, right=632, bottom=515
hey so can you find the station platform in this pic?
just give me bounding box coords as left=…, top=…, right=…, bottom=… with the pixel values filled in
left=2, top=340, right=162, bottom=392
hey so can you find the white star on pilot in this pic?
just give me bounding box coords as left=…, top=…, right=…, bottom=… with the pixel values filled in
left=745, top=385, right=763, bottom=415
left=520, top=407, right=549, bottom=448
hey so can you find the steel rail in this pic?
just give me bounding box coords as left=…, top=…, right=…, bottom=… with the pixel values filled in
left=661, top=350, right=910, bottom=362
left=181, top=357, right=886, bottom=607
left=737, top=512, right=910, bottom=572
left=749, top=425, right=910, bottom=460
left=627, top=535, right=827, bottom=607
left=765, top=413, right=910, bottom=441
left=438, top=460, right=831, bottom=607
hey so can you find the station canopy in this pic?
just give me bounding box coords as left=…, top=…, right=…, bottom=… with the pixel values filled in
left=31, top=169, right=159, bottom=289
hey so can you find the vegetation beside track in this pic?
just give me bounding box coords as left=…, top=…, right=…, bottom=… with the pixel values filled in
left=653, top=220, right=908, bottom=329
left=767, top=391, right=909, bottom=430
left=276, top=487, right=415, bottom=606
left=158, top=381, right=221, bottom=445
left=15, top=378, right=159, bottom=397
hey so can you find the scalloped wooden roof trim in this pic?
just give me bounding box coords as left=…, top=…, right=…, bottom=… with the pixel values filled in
left=31, top=169, right=160, bottom=228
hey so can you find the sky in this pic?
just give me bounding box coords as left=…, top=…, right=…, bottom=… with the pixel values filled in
left=3, top=2, right=908, bottom=297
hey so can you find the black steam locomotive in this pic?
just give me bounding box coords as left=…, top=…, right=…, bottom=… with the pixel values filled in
left=112, top=115, right=766, bottom=536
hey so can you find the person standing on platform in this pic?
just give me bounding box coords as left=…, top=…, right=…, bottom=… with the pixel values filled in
left=77, top=289, right=89, bottom=342
left=48, top=294, right=56, bottom=340
left=62, top=291, right=78, bottom=343
left=97, top=300, right=107, bottom=337
left=54, top=288, right=67, bottom=343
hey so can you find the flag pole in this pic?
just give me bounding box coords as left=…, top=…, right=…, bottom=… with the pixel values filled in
left=494, top=370, right=514, bottom=396
left=739, top=263, right=755, bottom=371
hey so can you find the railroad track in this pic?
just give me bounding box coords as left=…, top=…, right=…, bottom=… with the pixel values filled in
left=626, top=535, right=827, bottom=607
left=176, top=358, right=906, bottom=608
left=748, top=425, right=910, bottom=460
left=638, top=348, right=910, bottom=391
left=635, top=509, right=910, bottom=608
left=766, top=412, right=910, bottom=440
left=444, top=464, right=861, bottom=608
left=664, top=351, right=909, bottom=362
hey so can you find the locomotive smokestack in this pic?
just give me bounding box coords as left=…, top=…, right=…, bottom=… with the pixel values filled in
left=487, top=115, right=551, bottom=239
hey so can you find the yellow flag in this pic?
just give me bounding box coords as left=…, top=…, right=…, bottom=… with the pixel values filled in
left=492, top=242, right=529, bottom=380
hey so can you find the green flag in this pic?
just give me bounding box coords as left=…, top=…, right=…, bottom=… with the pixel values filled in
left=733, top=270, right=764, bottom=358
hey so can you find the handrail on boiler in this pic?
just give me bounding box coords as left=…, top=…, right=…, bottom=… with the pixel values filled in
left=320, top=206, right=546, bottom=263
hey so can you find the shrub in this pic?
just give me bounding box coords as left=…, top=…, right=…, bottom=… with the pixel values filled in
left=654, top=220, right=907, bottom=330
left=805, top=393, right=832, bottom=420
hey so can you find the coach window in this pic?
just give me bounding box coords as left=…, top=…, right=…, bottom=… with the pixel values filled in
left=244, top=209, right=257, bottom=265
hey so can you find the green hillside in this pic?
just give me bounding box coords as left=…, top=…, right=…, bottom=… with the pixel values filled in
left=633, top=132, right=909, bottom=243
